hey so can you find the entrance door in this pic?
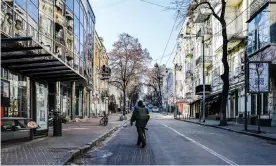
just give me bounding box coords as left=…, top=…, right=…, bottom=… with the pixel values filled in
left=230, top=96, right=234, bottom=118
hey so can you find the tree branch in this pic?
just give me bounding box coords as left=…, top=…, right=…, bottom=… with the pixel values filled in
left=194, top=1, right=221, bottom=21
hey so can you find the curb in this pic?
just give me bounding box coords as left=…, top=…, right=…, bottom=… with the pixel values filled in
left=176, top=119, right=276, bottom=142
left=57, top=120, right=128, bottom=165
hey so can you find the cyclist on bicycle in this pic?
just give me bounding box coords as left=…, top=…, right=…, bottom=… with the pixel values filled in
left=131, top=100, right=150, bottom=148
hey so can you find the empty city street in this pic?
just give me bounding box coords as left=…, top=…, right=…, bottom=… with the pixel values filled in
left=72, top=113, right=276, bottom=165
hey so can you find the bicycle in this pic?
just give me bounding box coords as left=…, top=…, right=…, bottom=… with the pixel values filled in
left=100, top=112, right=108, bottom=126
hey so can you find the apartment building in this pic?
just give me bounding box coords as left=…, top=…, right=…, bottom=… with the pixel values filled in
left=93, top=32, right=111, bottom=116
left=1, top=0, right=96, bottom=141
left=174, top=0, right=276, bottom=122
left=246, top=0, right=276, bottom=126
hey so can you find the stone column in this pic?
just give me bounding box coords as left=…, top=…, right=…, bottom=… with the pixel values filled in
left=71, top=81, right=76, bottom=120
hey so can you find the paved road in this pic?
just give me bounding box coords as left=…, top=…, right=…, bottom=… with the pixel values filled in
left=72, top=113, right=276, bottom=165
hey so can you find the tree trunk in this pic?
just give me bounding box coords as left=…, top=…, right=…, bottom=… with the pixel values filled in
left=123, top=89, right=126, bottom=116
left=220, top=20, right=229, bottom=126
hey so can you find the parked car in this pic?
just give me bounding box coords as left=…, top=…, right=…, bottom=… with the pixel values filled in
left=147, top=104, right=153, bottom=109
left=152, top=106, right=159, bottom=112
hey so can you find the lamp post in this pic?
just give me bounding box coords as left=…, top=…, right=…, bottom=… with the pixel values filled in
left=182, top=33, right=206, bottom=123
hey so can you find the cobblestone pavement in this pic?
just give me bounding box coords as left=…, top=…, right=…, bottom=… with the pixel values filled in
left=177, top=118, right=276, bottom=140
left=73, top=119, right=276, bottom=165
left=1, top=113, right=128, bottom=165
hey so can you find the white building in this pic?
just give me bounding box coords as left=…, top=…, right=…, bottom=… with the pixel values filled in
left=173, top=0, right=276, bottom=125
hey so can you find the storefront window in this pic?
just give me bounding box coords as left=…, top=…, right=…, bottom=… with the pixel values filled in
left=1, top=70, right=28, bottom=117
left=35, top=82, right=48, bottom=130
left=248, top=5, right=270, bottom=54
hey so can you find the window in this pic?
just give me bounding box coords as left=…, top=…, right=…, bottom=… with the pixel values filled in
left=80, top=4, right=84, bottom=25
left=80, top=24, right=84, bottom=45
left=66, top=0, right=73, bottom=11
left=3, top=71, right=28, bottom=117
left=74, top=0, right=79, bottom=19
left=84, top=14, right=87, bottom=32
left=74, top=38, right=79, bottom=53
left=15, top=0, right=26, bottom=10
left=248, top=5, right=270, bottom=54
left=31, top=0, right=38, bottom=7
left=74, top=18, right=79, bottom=38
left=28, top=0, right=39, bottom=23
left=263, top=93, right=268, bottom=114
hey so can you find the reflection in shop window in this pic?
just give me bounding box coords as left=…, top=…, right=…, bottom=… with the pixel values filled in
left=28, top=0, right=39, bottom=23
left=74, top=0, right=80, bottom=18
left=74, top=17, right=79, bottom=38
left=4, top=71, right=28, bottom=117
left=66, top=0, right=73, bottom=11
left=248, top=5, right=270, bottom=54
left=74, top=38, right=79, bottom=53
left=15, top=0, right=27, bottom=10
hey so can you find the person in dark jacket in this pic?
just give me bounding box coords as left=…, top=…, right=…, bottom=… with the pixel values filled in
left=130, top=100, right=150, bottom=148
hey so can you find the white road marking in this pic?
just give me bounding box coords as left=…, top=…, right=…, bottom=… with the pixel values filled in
left=162, top=124, right=238, bottom=166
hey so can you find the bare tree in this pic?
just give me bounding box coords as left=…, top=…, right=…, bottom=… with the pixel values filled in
left=144, top=64, right=164, bottom=107
left=171, top=0, right=229, bottom=125
left=108, top=33, right=151, bottom=115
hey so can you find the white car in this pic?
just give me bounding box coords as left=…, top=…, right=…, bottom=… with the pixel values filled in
left=152, top=106, right=159, bottom=112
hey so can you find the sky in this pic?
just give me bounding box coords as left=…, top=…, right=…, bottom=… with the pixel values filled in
left=89, top=0, right=180, bottom=68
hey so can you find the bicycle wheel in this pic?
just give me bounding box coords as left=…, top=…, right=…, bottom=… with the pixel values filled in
left=104, top=118, right=108, bottom=126
left=100, top=118, right=104, bottom=125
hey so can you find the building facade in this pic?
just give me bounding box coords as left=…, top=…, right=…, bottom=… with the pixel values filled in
left=174, top=0, right=276, bottom=125
left=1, top=0, right=96, bottom=142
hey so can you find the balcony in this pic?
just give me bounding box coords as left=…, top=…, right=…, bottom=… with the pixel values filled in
left=100, top=65, right=111, bottom=80
left=186, top=70, right=193, bottom=80
left=195, top=85, right=211, bottom=95
left=186, top=51, right=193, bottom=59
left=186, top=92, right=192, bottom=99
left=194, top=7, right=212, bottom=23
left=196, top=56, right=212, bottom=66
left=227, top=0, right=243, bottom=6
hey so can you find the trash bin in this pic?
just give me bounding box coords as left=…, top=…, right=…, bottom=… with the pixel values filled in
left=53, top=111, right=62, bottom=136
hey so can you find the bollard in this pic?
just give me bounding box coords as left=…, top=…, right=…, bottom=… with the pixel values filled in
left=53, top=111, right=62, bottom=136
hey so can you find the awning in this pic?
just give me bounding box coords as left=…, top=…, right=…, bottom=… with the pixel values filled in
left=1, top=36, right=86, bottom=82
left=175, top=99, right=189, bottom=104
left=206, top=93, right=221, bottom=104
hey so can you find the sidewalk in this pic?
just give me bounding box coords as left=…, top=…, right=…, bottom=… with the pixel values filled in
left=176, top=118, right=276, bottom=142
left=1, top=113, right=130, bottom=165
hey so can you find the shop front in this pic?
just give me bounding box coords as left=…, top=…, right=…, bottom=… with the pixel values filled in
left=1, top=36, right=86, bottom=142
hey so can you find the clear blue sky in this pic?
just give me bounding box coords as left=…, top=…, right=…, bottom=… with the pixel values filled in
left=89, top=0, right=180, bottom=68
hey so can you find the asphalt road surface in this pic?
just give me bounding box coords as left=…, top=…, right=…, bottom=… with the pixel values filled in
left=72, top=113, right=276, bottom=165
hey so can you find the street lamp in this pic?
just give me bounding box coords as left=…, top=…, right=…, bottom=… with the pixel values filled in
left=182, top=32, right=206, bottom=123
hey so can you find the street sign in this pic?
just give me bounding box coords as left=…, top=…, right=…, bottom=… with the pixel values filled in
left=248, top=62, right=270, bottom=93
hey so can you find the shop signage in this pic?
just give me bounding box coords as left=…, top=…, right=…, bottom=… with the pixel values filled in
left=3, top=81, right=9, bottom=97
left=248, top=62, right=270, bottom=93
left=36, top=83, right=48, bottom=130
